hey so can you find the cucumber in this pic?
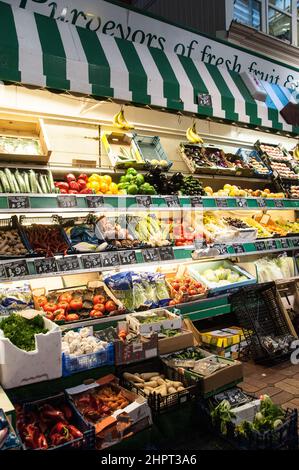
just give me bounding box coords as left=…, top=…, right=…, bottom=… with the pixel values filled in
left=43, top=174, right=51, bottom=193
left=39, top=173, right=47, bottom=193
left=35, top=174, right=43, bottom=194
left=4, top=168, right=17, bottom=192
left=15, top=170, right=26, bottom=193
left=23, top=171, right=31, bottom=193
left=0, top=170, right=11, bottom=193
left=47, top=170, right=55, bottom=193
left=11, top=172, right=20, bottom=193
left=0, top=179, right=3, bottom=193
left=29, top=170, right=38, bottom=193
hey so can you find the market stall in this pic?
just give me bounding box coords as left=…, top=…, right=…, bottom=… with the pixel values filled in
left=0, top=0, right=298, bottom=452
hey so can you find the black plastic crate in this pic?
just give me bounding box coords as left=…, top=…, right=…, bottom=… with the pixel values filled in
left=230, top=283, right=295, bottom=363
left=0, top=215, right=33, bottom=259
left=15, top=393, right=95, bottom=450
left=116, top=357, right=198, bottom=414
left=197, top=396, right=298, bottom=450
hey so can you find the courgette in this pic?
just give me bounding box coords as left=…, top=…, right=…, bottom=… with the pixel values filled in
left=4, top=168, right=17, bottom=192
left=0, top=170, right=11, bottom=193
left=23, top=171, right=31, bottom=193
left=29, top=170, right=37, bottom=193
left=11, top=172, right=20, bottom=193
left=47, top=170, right=55, bottom=193
left=0, top=179, right=3, bottom=193
left=15, top=170, right=26, bottom=193
left=39, top=173, right=48, bottom=193
left=43, top=174, right=51, bottom=193
left=35, top=174, right=43, bottom=193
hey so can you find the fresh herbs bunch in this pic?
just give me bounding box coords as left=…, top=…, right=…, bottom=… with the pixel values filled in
left=0, top=314, right=48, bottom=351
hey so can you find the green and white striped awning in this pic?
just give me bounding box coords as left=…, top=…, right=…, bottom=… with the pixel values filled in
left=0, top=0, right=298, bottom=135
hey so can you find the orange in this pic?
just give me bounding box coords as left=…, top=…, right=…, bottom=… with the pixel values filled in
left=100, top=182, right=109, bottom=193
left=102, top=175, right=112, bottom=185
left=109, top=182, right=118, bottom=194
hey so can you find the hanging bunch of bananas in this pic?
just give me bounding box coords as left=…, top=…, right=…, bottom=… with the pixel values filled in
left=113, top=107, right=135, bottom=131
left=186, top=123, right=204, bottom=144
left=294, top=143, right=299, bottom=161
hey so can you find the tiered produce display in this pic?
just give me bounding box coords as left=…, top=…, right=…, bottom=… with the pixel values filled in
left=0, top=114, right=299, bottom=452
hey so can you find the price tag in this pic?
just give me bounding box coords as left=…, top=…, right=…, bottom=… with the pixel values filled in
left=236, top=198, right=248, bottom=208
left=34, top=258, right=58, bottom=275
left=274, top=199, right=284, bottom=208
left=280, top=238, right=290, bottom=249
left=136, top=195, right=152, bottom=208
left=213, top=244, right=228, bottom=255
left=7, top=196, right=30, bottom=209
left=119, top=250, right=138, bottom=265
left=190, top=196, right=204, bottom=208
left=233, top=244, right=245, bottom=254
left=164, top=195, right=181, bottom=208
left=86, top=195, right=104, bottom=208
left=215, top=198, right=228, bottom=208
left=257, top=198, right=267, bottom=208
left=4, top=260, right=29, bottom=278
left=159, top=246, right=175, bottom=261
left=255, top=241, right=266, bottom=251
left=0, top=264, right=7, bottom=279
left=57, top=195, right=77, bottom=208
left=142, top=248, right=160, bottom=263
left=81, top=254, right=102, bottom=270
left=292, top=238, right=299, bottom=248
left=100, top=252, right=120, bottom=268
left=266, top=239, right=277, bottom=250
left=56, top=256, right=80, bottom=272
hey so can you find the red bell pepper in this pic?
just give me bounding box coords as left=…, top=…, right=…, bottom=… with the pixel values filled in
left=69, top=181, right=80, bottom=191
left=67, top=425, right=83, bottom=439
left=77, top=179, right=87, bottom=190
left=68, top=190, right=79, bottom=194
left=78, top=174, right=88, bottom=182
left=39, top=404, right=66, bottom=423
left=65, top=173, right=76, bottom=183
left=55, top=182, right=69, bottom=191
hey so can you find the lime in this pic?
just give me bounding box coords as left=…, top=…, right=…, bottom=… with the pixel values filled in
left=127, top=184, right=138, bottom=195
left=126, top=168, right=137, bottom=176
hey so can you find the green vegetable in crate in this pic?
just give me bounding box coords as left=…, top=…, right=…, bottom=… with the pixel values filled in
left=211, top=400, right=236, bottom=436
left=117, top=168, right=156, bottom=195
left=0, top=314, right=48, bottom=351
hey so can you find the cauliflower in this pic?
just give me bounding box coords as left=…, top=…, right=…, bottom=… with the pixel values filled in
left=79, top=327, right=91, bottom=338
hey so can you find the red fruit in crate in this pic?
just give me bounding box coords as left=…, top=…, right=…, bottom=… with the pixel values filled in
left=59, top=293, right=72, bottom=303
left=55, top=182, right=69, bottom=191
left=105, top=300, right=117, bottom=312
left=94, top=303, right=105, bottom=313
left=69, top=299, right=83, bottom=310
left=37, top=295, right=47, bottom=307
left=45, top=313, right=55, bottom=321
left=43, top=302, right=58, bottom=313
left=57, top=301, right=69, bottom=311
left=55, top=313, right=66, bottom=321
left=65, top=314, right=79, bottom=322
left=77, top=179, right=87, bottom=190
left=90, top=310, right=103, bottom=318
left=68, top=190, right=79, bottom=194
left=78, top=174, right=88, bottom=182
left=69, top=181, right=80, bottom=191
left=53, top=308, right=65, bottom=317
left=65, top=173, right=76, bottom=183
left=93, top=295, right=106, bottom=305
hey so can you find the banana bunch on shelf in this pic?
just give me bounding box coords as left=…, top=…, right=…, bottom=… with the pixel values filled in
left=113, top=108, right=135, bottom=131
left=293, top=144, right=299, bottom=161
left=186, top=123, right=204, bottom=144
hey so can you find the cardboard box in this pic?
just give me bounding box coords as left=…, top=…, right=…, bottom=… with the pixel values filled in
left=126, top=309, right=182, bottom=334
left=182, top=355, right=243, bottom=396
left=101, top=131, right=143, bottom=168
left=115, top=333, right=158, bottom=366
left=158, top=330, right=194, bottom=355
left=66, top=374, right=152, bottom=450
left=231, top=399, right=261, bottom=425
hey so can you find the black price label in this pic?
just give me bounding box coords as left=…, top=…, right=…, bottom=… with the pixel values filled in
left=266, top=240, right=277, bottom=250
left=142, top=248, right=160, bottom=263
left=86, top=195, right=104, bottom=208
left=4, top=260, right=29, bottom=278
left=0, top=264, right=7, bottom=279
left=7, top=196, right=30, bottom=209
left=190, top=196, right=203, bottom=208
left=274, top=199, right=284, bottom=208
left=215, top=198, right=228, bottom=208
left=292, top=238, right=299, bottom=248
left=100, top=252, right=120, bottom=268
left=119, top=250, right=138, bottom=265
left=255, top=241, right=266, bottom=251
left=81, top=254, right=102, bottom=270
left=136, top=195, right=152, bottom=208
left=257, top=198, right=267, bottom=208
left=57, top=195, right=77, bottom=208
left=164, top=195, right=180, bottom=208
left=34, top=258, right=58, bottom=275
left=159, top=246, right=175, bottom=261
left=280, top=238, right=290, bottom=249
left=214, top=244, right=228, bottom=255
left=57, top=256, right=80, bottom=272
left=236, top=198, right=248, bottom=208
left=233, top=244, right=246, bottom=254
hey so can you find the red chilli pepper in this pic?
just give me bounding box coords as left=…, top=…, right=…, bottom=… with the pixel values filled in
left=67, top=425, right=83, bottom=439
left=37, top=433, right=48, bottom=450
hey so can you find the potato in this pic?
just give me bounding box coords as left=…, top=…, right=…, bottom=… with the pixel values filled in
left=168, top=387, right=176, bottom=394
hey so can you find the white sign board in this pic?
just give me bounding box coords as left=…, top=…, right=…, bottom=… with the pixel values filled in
left=5, top=0, right=299, bottom=96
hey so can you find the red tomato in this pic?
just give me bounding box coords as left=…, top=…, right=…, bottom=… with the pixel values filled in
left=105, top=300, right=117, bottom=312
left=45, top=313, right=55, bottom=321
left=179, top=287, right=188, bottom=293
left=94, top=303, right=105, bottom=313
left=69, top=299, right=83, bottom=310
left=65, top=314, right=80, bottom=322
left=43, top=302, right=57, bottom=313
left=59, top=293, right=72, bottom=303
left=172, top=283, right=180, bottom=291
left=57, top=301, right=69, bottom=311
left=53, top=308, right=65, bottom=316
left=90, top=310, right=104, bottom=318
left=188, top=289, right=197, bottom=296
left=37, top=295, right=47, bottom=307
left=55, top=313, right=66, bottom=321
left=194, top=282, right=203, bottom=289
left=169, top=300, right=177, bottom=306
left=93, top=295, right=106, bottom=305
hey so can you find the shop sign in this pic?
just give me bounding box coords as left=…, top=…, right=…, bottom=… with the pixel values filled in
left=9, top=0, right=299, bottom=93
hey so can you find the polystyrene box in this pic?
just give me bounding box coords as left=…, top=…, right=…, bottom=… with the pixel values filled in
left=0, top=315, right=62, bottom=389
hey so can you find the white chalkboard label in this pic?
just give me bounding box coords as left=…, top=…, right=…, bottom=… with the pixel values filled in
left=280, top=238, right=290, bottom=249
left=57, top=195, right=77, bottom=208
left=213, top=244, right=228, bottom=255
left=34, top=258, right=58, bottom=274
left=274, top=199, right=284, bottom=208
left=86, top=195, right=104, bottom=208
left=57, top=256, right=80, bottom=272
left=255, top=241, right=266, bottom=251
left=233, top=244, right=246, bottom=254
left=164, top=195, right=180, bottom=208
left=266, top=240, right=277, bottom=250
left=8, top=196, right=30, bottom=209
left=257, top=198, right=267, bottom=208
left=215, top=198, right=228, bottom=208
left=4, top=260, right=29, bottom=278
left=236, top=198, right=248, bottom=208
left=142, top=248, right=160, bottom=263
left=190, top=196, right=204, bottom=207
left=119, top=250, right=137, bottom=265
left=159, top=246, right=175, bottom=261
left=100, top=252, right=120, bottom=268
left=136, top=195, right=152, bottom=208
left=81, top=254, right=102, bottom=270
